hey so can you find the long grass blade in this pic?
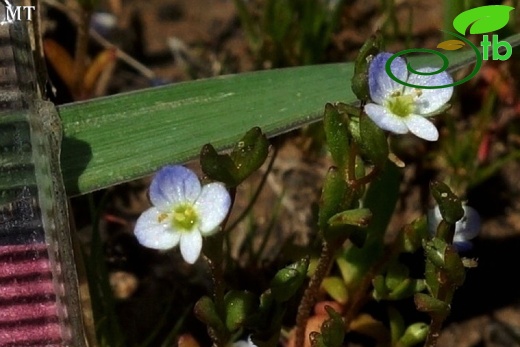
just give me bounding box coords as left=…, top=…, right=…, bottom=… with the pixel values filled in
left=58, top=33, right=520, bottom=196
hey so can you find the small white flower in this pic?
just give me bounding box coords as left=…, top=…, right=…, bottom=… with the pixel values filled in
left=232, top=336, right=257, bottom=347
left=364, top=52, right=454, bottom=141
left=134, top=165, right=231, bottom=264
left=428, top=205, right=481, bottom=251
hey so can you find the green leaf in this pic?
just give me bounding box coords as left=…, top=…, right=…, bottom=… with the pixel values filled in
left=414, top=293, right=450, bottom=318
left=344, top=109, right=389, bottom=170
left=270, top=258, right=309, bottom=302
left=372, top=275, right=389, bottom=301
left=320, top=306, right=345, bottom=347
left=453, top=5, right=514, bottom=35
left=358, top=113, right=388, bottom=168
left=385, top=262, right=409, bottom=290
left=224, top=290, right=257, bottom=332
left=400, top=217, right=429, bottom=253
left=57, top=34, right=520, bottom=196
left=322, top=277, right=348, bottom=304
left=351, top=32, right=383, bottom=101
left=340, top=164, right=401, bottom=285
left=201, top=127, right=269, bottom=186
left=328, top=208, right=372, bottom=228
left=194, top=296, right=226, bottom=332
left=423, top=238, right=447, bottom=269
left=397, top=323, right=429, bottom=347
left=373, top=263, right=425, bottom=301
left=326, top=225, right=367, bottom=248
left=59, top=63, right=355, bottom=196
left=247, top=290, right=285, bottom=344
left=430, top=181, right=463, bottom=224
left=229, top=127, right=269, bottom=183
left=387, top=307, right=405, bottom=345
left=323, top=103, right=349, bottom=171
left=319, top=171, right=366, bottom=245
left=443, top=245, right=466, bottom=287
left=200, top=144, right=238, bottom=185
left=318, top=167, right=349, bottom=231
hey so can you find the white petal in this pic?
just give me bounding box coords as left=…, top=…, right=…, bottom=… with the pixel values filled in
left=150, top=165, right=201, bottom=210
left=403, top=114, right=439, bottom=141
left=195, top=183, right=231, bottom=235
left=180, top=231, right=203, bottom=264
left=364, top=103, right=408, bottom=134
left=368, top=53, right=407, bottom=105
left=404, top=68, right=453, bottom=114
left=428, top=205, right=481, bottom=251
left=233, top=337, right=257, bottom=347
left=134, top=208, right=180, bottom=250
left=453, top=206, right=481, bottom=242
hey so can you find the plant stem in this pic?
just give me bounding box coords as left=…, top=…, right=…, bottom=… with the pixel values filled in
left=204, top=250, right=227, bottom=347
left=423, top=318, right=443, bottom=347
left=201, top=186, right=237, bottom=347
left=294, top=241, right=335, bottom=347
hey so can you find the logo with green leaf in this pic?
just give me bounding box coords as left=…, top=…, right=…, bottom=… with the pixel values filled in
left=386, top=5, right=515, bottom=89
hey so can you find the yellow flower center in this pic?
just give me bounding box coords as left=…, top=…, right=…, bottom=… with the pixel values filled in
left=172, top=204, right=199, bottom=231
left=385, top=91, right=417, bottom=118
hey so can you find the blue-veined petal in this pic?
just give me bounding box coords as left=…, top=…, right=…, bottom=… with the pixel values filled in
left=150, top=165, right=202, bottom=210
left=368, top=53, right=407, bottom=105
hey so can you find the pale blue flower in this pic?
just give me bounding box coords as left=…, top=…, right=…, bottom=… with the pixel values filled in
left=428, top=205, right=481, bottom=251
left=364, top=52, right=454, bottom=141
left=134, top=165, right=231, bottom=264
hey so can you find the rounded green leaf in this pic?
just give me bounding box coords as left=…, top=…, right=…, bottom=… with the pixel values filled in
left=321, top=306, right=345, bottom=347
left=224, top=290, right=257, bottom=332
left=453, top=5, right=514, bottom=35
left=398, top=323, right=429, bottom=347
left=322, top=276, right=348, bottom=304
left=230, top=127, right=269, bottom=183
left=385, top=262, right=409, bottom=290
left=430, top=181, right=464, bottom=224
left=372, top=275, right=389, bottom=301
left=200, top=144, right=238, bottom=186
left=318, top=167, right=348, bottom=231
left=194, top=296, right=225, bottom=332
left=328, top=208, right=373, bottom=228
left=350, top=113, right=388, bottom=168
left=270, top=258, right=309, bottom=302
left=414, top=293, right=450, bottom=317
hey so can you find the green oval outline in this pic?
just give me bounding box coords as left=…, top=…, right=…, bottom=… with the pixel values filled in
left=384, top=31, right=483, bottom=89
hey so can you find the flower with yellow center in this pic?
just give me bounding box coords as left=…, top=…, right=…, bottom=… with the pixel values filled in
left=364, top=52, right=454, bottom=141
left=134, top=165, right=231, bottom=264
